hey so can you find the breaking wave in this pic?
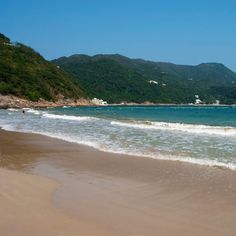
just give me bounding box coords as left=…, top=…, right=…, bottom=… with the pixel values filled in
left=111, top=120, right=236, bottom=136
left=42, top=113, right=98, bottom=121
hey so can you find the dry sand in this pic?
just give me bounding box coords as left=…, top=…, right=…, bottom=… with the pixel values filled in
left=1, top=129, right=236, bottom=235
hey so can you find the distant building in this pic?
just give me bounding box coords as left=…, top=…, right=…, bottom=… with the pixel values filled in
left=3, top=41, right=18, bottom=47
left=195, top=99, right=202, bottom=104
left=148, top=80, right=158, bottom=85
left=92, top=98, right=107, bottom=105
left=4, top=42, right=14, bottom=46
left=194, top=95, right=202, bottom=104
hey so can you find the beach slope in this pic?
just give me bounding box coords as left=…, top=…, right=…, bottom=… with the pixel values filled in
left=1, top=129, right=236, bottom=235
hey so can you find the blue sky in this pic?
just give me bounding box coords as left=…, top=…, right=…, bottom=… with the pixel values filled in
left=1, top=0, right=236, bottom=71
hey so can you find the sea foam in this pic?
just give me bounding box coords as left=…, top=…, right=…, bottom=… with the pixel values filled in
left=111, top=120, right=236, bottom=136
left=1, top=119, right=236, bottom=171
left=26, top=109, right=41, bottom=115
left=7, top=108, right=20, bottom=112
left=2, top=106, right=236, bottom=171
left=42, top=113, right=97, bottom=121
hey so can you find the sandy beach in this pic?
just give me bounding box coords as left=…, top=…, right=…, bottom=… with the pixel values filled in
left=1, top=129, right=236, bottom=235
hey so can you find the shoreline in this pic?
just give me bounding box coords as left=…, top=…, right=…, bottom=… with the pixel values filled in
left=1, top=94, right=236, bottom=109
left=1, top=125, right=236, bottom=172
left=1, top=128, right=235, bottom=174
left=0, top=94, right=93, bottom=109
left=1, top=129, right=236, bottom=235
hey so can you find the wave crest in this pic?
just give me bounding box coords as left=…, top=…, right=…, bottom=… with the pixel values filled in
left=111, top=120, right=236, bottom=136
left=43, top=113, right=97, bottom=121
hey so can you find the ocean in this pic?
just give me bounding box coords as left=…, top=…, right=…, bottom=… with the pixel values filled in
left=1, top=105, right=236, bottom=170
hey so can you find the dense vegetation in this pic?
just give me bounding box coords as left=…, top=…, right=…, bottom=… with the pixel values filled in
left=53, top=54, right=236, bottom=104
left=1, top=32, right=236, bottom=104
left=0, top=33, right=84, bottom=101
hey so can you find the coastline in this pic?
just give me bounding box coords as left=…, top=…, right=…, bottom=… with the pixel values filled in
left=1, top=117, right=236, bottom=171
left=1, top=129, right=236, bottom=235
left=1, top=94, right=236, bottom=109
left=0, top=94, right=93, bottom=109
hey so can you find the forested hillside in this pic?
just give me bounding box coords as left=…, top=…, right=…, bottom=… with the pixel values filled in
left=1, top=32, right=235, bottom=104
left=53, top=54, right=236, bottom=104
left=0, top=33, right=84, bottom=101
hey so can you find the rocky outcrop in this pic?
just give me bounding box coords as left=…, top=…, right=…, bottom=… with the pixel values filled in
left=0, top=95, right=93, bottom=109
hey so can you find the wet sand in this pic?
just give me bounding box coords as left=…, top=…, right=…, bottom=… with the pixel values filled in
left=1, top=129, right=236, bottom=235
left=0, top=168, right=117, bottom=236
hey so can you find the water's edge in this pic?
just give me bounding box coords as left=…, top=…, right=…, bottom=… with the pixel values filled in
left=2, top=106, right=236, bottom=171
left=1, top=124, right=236, bottom=171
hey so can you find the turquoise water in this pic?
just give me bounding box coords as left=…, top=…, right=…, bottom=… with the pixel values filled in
left=52, top=105, right=236, bottom=126
left=1, top=105, right=236, bottom=170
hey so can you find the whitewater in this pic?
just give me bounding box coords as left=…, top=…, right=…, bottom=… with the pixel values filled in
left=1, top=105, right=236, bottom=170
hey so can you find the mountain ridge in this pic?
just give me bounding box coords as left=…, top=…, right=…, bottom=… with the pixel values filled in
left=55, top=53, right=235, bottom=73
left=53, top=53, right=236, bottom=104
left=1, top=32, right=235, bottom=105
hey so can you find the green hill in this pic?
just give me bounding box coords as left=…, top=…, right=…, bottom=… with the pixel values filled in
left=0, top=33, right=84, bottom=101
left=1, top=32, right=235, bottom=104
left=53, top=54, right=236, bottom=104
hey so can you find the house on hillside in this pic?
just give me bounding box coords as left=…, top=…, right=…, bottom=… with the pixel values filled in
left=92, top=98, right=107, bottom=105
left=194, top=95, right=202, bottom=104
left=148, top=80, right=158, bottom=85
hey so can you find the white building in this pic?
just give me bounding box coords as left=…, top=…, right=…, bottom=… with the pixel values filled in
left=195, top=99, right=202, bottom=104
left=92, top=98, right=107, bottom=105
left=148, top=80, right=158, bottom=85
left=194, top=95, right=202, bottom=104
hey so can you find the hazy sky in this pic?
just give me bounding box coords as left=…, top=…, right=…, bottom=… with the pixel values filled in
left=1, top=0, right=236, bottom=71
